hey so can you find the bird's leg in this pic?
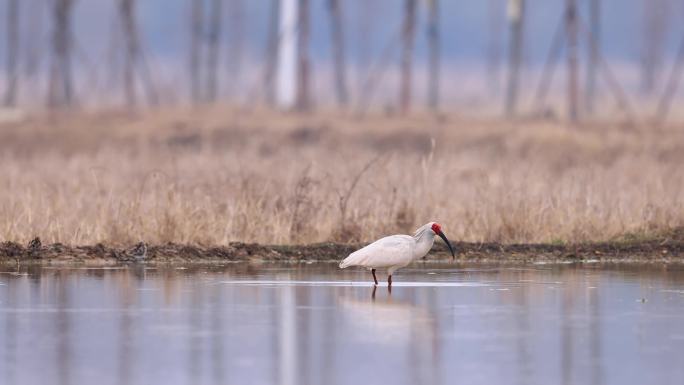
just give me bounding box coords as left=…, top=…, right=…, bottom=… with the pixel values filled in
left=371, top=269, right=378, bottom=285
left=388, top=275, right=392, bottom=287
left=371, top=285, right=377, bottom=300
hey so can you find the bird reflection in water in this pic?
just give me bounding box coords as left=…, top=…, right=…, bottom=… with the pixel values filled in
left=339, top=289, right=442, bottom=384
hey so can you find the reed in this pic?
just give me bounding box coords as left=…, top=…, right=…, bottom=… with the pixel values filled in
left=1, top=106, right=683, bottom=246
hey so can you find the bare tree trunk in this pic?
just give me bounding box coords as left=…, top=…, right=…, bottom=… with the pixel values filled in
left=120, top=0, right=138, bottom=108
left=190, top=0, right=204, bottom=104
left=58, top=0, right=73, bottom=107
left=227, top=0, right=244, bottom=99
left=263, top=0, right=280, bottom=106
left=206, top=0, right=222, bottom=102
left=328, top=0, right=348, bottom=107
left=3, top=0, right=19, bottom=106
left=565, top=0, right=579, bottom=123
left=357, top=0, right=375, bottom=99
left=656, top=29, right=684, bottom=122
left=48, top=0, right=74, bottom=108
left=585, top=0, right=600, bottom=114
left=534, top=12, right=565, bottom=110
left=296, top=0, right=311, bottom=111
left=276, top=0, right=298, bottom=109
left=119, top=0, right=158, bottom=107
left=106, top=10, right=123, bottom=92
left=426, top=0, right=440, bottom=110
left=505, top=0, right=524, bottom=117
left=25, top=0, right=43, bottom=79
left=487, top=0, right=503, bottom=95
left=400, top=0, right=417, bottom=114
left=640, top=0, right=668, bottom=95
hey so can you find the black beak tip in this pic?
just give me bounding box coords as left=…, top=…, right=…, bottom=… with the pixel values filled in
left=437, top=231, right=456, bottom=260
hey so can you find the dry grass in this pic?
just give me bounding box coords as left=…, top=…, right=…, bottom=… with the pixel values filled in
left=1, top=106, right=684, bottom=246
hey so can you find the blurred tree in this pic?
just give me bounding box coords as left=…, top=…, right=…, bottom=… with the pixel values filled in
left=3, top=0, right=19, bottom=107
left=206, top=0, right=222, bottom=102
left=226, top=0, right=244, bottom=99
left=641, top=0, right=669, bottom=95
left=487, top=0, right=503, bottom=96
left=400, top=0, right=417, bottom=114
left=24, top=0, right=44, bottom=79
left=276, top=0, right=298, bottom=109
left=121, top=0, right=137, bottom=107
left=505, top=0, right=524, bottom=117
left=565, top=0, right=579, bottom=123
left=536, top=0, right=631, bottom=122
left=296, top=0, right=311, bottom=111
left=426, top=0, right=440, bottom=111
left=655, top=1, right=684, bottom=121
left=534, top=12, right=565, bottom=113
left=188, top=0, right=222, bottom=104
left=328, top=0, right=348, bottom=107
left=118, top=0, right=158, bottom=108
left=263, top=0, right=279, bottom=106
left=585, top=0, right=600, bottom=114
left=357, top=0, right=375, bottom=98
left=190, top=0, right=204, bottom=104
left=48, top=0, right=74, bottom=108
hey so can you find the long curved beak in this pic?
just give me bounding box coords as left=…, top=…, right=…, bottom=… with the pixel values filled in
left=437, top=231, right=455, bottom=259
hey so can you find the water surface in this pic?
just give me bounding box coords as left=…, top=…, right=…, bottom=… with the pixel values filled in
left=1, top=263, right=684, bottom=385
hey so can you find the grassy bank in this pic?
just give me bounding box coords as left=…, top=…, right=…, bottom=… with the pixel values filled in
left=1, top=106, right=684, bottom=246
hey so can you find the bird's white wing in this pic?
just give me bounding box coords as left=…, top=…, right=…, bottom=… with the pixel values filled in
left=339, top=235, right=414, bottom=269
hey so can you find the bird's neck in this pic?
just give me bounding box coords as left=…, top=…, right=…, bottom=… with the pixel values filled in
left=412, top=230, right=435, bottom=260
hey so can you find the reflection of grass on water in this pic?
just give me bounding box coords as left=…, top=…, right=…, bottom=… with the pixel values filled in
left=1, top=107, right=683, bottom=246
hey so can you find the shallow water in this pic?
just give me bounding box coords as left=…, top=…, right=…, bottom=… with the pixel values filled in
left=1, top=262, right=684, bottom=385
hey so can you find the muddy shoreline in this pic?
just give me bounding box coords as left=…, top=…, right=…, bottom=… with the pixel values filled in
left=2, top=237, right=684, bottom=265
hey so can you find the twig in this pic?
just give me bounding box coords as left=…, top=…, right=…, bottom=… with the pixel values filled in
left=337, top=156, right=381, bottom=224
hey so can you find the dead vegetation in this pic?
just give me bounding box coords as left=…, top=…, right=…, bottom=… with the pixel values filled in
left=1, top=106, right=684, bottom=247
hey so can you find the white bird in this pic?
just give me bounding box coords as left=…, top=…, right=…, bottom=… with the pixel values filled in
left=339, top=222, right=455, bottom=287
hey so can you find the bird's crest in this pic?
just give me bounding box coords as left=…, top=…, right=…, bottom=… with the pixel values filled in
left=413, top=222, right=436, bottom=238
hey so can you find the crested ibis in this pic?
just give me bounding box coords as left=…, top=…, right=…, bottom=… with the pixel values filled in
left=339, top=222, right=455, bottom=286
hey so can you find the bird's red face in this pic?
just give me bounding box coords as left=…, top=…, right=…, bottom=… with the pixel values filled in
left=431, top=223, right=442, bottom=235
left=431, top=222, right=456, bottom=259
